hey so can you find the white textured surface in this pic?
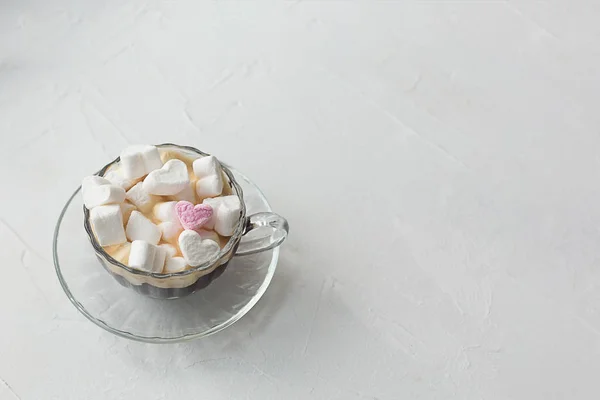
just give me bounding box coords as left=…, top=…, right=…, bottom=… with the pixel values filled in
left=1, top=1, right=600, bottom=399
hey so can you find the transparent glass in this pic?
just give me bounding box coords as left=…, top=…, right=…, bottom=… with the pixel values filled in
left=81, top=144, right=288, bottom=299
left=236, top=212, right=290, bottom=255
left=53, top=146, right=288, bottom=342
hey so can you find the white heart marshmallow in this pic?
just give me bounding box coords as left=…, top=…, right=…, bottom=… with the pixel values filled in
left=178, top=230, right=220, bottom=266
left=143, top=159, right=190, bottom=195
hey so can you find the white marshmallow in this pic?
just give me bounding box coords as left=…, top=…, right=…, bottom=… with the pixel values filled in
left=82, top=176, right=111, bottom=189
left=178, top=230, right=220, bottom=266
left=126, top=211, right=161, bottom=245
left=195, top=175, right=223, bottom=199
left=142, top=146, right=163, bottom=172
left=104, top=168, right=136, bottom=191
left=201, top=197, right=219, bottom=230
left=90, top=204, right=127, bottom=246
left=111, top=242, right=132, bottom=264
left=120, top=145, right=163, bottom=179
left=126, top=182, right=159, bottom=213
left=84, top=185, right=126, bottom=209
left=128, top=240, right=162, bottom=273
left=164, top=257, right=188, bottom=273
left=153, top=201, right=178, bottom=222
left=202, top=195, right=241, bottom=236
left=213, top=195, right=241, bottom=209
left=193, top=155, right=224, bottom=199
left=159, top=221, right=183, bottom=242
left=120, top=146, right=147, bottom=179
left=214, top=200, right=241, bottom=236
left=158, top=243, right=177, bottom=258
left=152, top=201, right=183, bottom=241
left=170, top=181, right=196, bottom=203
left=197, top=229, right=220, bottom=244
left=143, top=159, right=190, bottom=195
left=152, top=245, right=167, bottom=273
left=82, top=176, right=126, bottom=209
left=193, top=155, right=222, bottom=179
left=120, top=202, right=136, bottom=224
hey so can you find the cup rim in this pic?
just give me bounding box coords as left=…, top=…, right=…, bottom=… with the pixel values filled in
left=83, top=143, right=247, bottom=279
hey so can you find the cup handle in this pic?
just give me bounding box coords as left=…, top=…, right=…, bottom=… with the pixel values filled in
left=235, top=212, right=289, bottom=256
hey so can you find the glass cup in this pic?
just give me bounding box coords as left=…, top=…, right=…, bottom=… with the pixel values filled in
left=83, top=143, right=289, bottom=299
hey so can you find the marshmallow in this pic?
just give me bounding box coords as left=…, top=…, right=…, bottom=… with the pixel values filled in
left=82, top=177, right=104, bottom=200
left=175, top=201, right=213, bottom=231
left=126, top=182, right=159, bottom=213
left=128, top=240, right=163, bottom=273
left=159, top=243, right=177, bottom=258
left=126, top=211, right=161, bottom=245
left=153, top=201, right=183, bottom=241
left=83, top=176, right=111, bottom=189
left=178, top=230, right=220, bottom=266
left=159, top=221, right=183, bottom=242
left=84, top=185, right=126, bottom=209
left=153, top=201, right=178, bottom=222
left=197, top=229, right=220, bottom=244
left=193, top=155, right=223, bottom=179
left=111, top=242, right=132, bottom=264
left=203, top=195, right=241, bottom=236
left=193, top=156, right=224, bottom=199
left=201, top=197, right=219, bottom=230
left=120, top=145, right=152, bottom=179
left=120, top=202, right=136, bottom=224
left=82, top=176, right=126, bottom=209
left=104, top=168, right=136, bottom=191
left=170, top=181, right=196, bottom=203
left=164, top=257, right=188, bottom=273
left=90, top=204, right=127, bottom=246
left=120, top=145, right=163, bottom=179
left=143, top=147, right=163, bottom=172
left=195, top=175, right=223, bottom=199
left=152, top=245, right=167, bottom=273
left=143, top=159, right=190, bottom=195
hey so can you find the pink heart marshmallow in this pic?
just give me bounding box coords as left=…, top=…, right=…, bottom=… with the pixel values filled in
left=175, top=201, right=213, bottom=231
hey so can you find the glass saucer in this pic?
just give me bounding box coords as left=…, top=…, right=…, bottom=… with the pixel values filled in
left=53, top=167, right=278, bottom=343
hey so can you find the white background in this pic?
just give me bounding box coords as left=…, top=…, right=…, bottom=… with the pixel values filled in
left=1, top=1, right=600, bottom=399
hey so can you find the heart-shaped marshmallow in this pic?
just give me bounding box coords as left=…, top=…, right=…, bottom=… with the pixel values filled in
left=175, top=201, right=213, bottom=231
left=142, top=159, right=190, bottom=195
left=178, top=230, right=220, bottom=266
